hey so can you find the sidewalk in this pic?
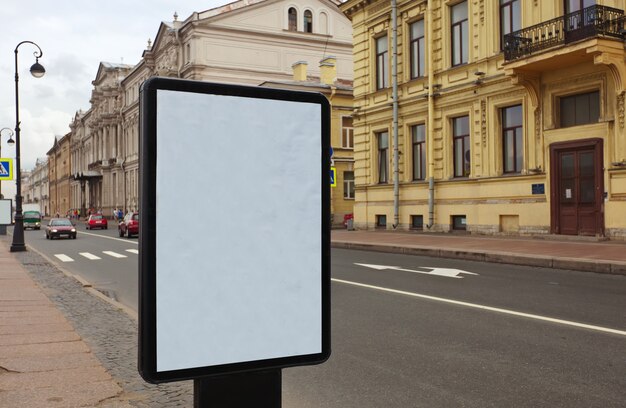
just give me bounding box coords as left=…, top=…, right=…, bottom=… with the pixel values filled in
left=332, top=229, right=626, bottom=275
left=0, top=236, right=132, bottom=408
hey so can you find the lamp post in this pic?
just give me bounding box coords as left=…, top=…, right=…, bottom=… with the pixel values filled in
left=0, top=128, right=15, bottom=200
left=10, top=41, right=45, bottom=252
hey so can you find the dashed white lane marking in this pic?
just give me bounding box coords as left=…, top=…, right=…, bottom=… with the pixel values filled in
left=125, top=249, right=139, bottom=254
left=103, top=251, right=127, bottom=259
left=54, top=254, right=74, bottom=262
left=332, top=278, right=626, bottom=337
left=79, top=252, right=101, bottom=260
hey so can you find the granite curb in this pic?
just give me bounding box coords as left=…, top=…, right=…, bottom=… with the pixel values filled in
left=331, top=241, right=626, bottom=275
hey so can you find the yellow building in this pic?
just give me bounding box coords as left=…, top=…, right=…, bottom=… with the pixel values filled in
left=340, top=0, right=626, bottom=238
left=47, top=133, right=72, bottom=217
left=261, top=57, right=355, bottom=227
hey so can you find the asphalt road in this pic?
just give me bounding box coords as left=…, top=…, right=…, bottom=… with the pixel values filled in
left=22, top=222, right=138, bottom=311
left=284, top=249, right=626, bottom=407
left=23, top=228, right=626, bottom=407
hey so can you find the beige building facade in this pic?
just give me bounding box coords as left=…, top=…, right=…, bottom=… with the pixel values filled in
left=68, top=0, right=353, bottom=218
left=25, top=158, right=49, bottom=216
left=341, top=0, right=626, bottom=238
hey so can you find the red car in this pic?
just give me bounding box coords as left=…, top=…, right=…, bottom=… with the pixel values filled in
left=86, top=214, right=108, bottom=230
left=119, top=212, right=139, bottom=238
left=46, top=218, right=77, bottom=239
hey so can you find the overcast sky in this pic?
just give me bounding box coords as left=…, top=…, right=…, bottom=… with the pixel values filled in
left=0, top=0, right=230, bottom=199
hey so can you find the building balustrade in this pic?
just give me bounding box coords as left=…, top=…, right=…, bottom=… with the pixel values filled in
left=504, top=5, right=625, bottom=61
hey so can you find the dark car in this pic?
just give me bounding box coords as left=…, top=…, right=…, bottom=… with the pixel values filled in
left=118, top=212, right=139, bottom=238
left=46, top=218, right=77, bottom=240
left=86, top=214, right=108, bottom=230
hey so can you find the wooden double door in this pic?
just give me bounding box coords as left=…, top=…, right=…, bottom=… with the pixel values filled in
left=550, top=139, right=604, bottom=236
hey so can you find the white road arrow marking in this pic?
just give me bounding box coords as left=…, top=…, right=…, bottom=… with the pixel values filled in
left=354, top=263, right=478, bottom=279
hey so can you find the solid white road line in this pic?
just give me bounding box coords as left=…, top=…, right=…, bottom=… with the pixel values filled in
left=332, top=278, right=626, bottom=337
left=79, top=252, right=101, bottom=260
left=80, top=230, right=138, bottom=245
left=102, top=251, right=127, bottom=259
left=54, top=254, right=74, bottom=262
left=125, top=249, right=139, bottom=254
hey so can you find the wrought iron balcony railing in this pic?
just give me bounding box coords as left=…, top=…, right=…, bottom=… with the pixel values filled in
left=504, top=5, right=625, bottom=61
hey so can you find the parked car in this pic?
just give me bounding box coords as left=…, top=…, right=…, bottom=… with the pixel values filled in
left=46, top=218, right=77, bottom=240
left=86, top=214, right=108, bottom=230
left=118, top=212, right=139, bottom=238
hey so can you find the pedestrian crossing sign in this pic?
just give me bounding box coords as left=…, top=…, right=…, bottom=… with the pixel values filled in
left=330, top=167, right=336, bottom=187
left=0, top=158, right=13, bottom=181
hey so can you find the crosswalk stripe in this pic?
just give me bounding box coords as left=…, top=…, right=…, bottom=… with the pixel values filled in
left=54, top=254, right=74, bottom=262
left=125, top=249, right=139, bottom=254
left=80, top=252, right=101, bottom=260
left=103, top=251, right=127, bottom=258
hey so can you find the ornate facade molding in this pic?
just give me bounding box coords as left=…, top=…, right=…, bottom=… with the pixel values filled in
left=509, top=71, right=541, bottom=108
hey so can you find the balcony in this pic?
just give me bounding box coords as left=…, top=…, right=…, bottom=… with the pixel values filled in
left=504, top=5, right=625, bottom=62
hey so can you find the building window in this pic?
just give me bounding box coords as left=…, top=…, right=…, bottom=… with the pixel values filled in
left=410, top=20, right=425, bottom=79
left=377, top=131, right=389, bottom=183
left=411, top=215, right=424, bottom=230
left=412, top=124, right=426, bottom=180
left=376, top=35, right=389, bottom=90
left=565, top=0, right=595, bottom=13
left=500, top=0, right=521, bottom=50
left=453, top=116, right=470, bottom=177
left=559, top=91, right=600, bottom=127
left=502, top=105, right=523, bottom=173
left=342, top=116, right=354, bottom=148
left=376, top=214, right=387, bottom=228
left=288, top=7, right=297, bottom=31
left=304, top=10, right=313, bottom=33
left=343, top=171, right=355, bottom=199
left=451, top=1, right=468, bottom=66
left=452, top=215, right=467, bottom=230
left=560, top=91, right=599, bottom=128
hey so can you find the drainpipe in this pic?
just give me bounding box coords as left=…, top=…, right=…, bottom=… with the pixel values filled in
left=391, top=0, right=399, bottom=229
left=426, top=0, right=435, bottom=229
left=120, top=158, right=126, bottom=213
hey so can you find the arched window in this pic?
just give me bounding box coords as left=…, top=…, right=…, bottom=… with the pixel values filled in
left=304, top=10, right=313, bottom=33
left=288, top=7, right=297, bottom=31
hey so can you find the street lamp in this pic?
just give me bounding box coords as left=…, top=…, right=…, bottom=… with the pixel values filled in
left=10, top=41, right=45, bottom=252
left=0, top=128, right=16, bottom=200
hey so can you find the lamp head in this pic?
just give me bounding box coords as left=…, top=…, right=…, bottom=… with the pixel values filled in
left=30, top=59, right=45, bottom=78
left=7, top=136, right=15, bottom=145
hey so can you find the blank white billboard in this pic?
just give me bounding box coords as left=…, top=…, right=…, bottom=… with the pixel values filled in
left=0, top=200, right=11, bottom=225
left=139, top=78, right=330, bottom=383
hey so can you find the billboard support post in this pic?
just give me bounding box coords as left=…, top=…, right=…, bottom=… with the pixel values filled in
left=193, top=369, right=281, bottom=408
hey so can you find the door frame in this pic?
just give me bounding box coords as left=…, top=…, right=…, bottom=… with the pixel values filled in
left=549, top=138, right=604, bottom=236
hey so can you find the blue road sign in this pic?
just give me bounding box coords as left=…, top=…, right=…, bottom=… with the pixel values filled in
left=330, top=167, right=336, bottom=187
left=0, top=158, right=13, bottom=181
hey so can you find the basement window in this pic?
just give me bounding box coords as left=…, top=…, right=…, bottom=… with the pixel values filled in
left=451, top=215, right=466, bottom=231
left=411, top=215, right=424, bottom=230
left=376, top=214, right=387, bottom=229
